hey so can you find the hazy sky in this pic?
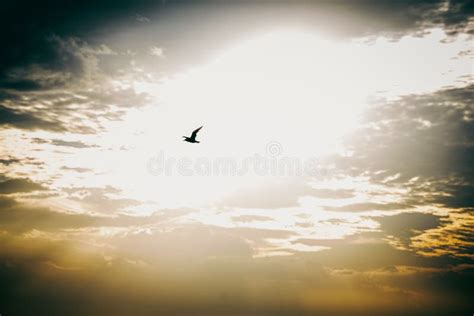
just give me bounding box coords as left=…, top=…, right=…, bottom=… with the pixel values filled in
left=1, top=1, right=473, bottom=315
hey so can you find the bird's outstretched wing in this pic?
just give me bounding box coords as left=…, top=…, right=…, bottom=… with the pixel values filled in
left=191, top=126, right=203, bottom=140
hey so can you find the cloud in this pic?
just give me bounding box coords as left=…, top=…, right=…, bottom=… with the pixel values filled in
left=0, top=105, right=65, bottom=132
left=149, top=46, right=165, bottom=58
left=1, top=1, right=471, bottom=92
left=342, top=84, right=474, bottom=178
left=219, top=180, right=308, bottom=209
left=51, top=139, right=97, bottom=148
left=325, top=202, right=412, bottom=212
left=0, top=157, right=20, bottom=166
left=0, top=196, right=188, bottom=233
left=231, top=215, right=273, bottom=223
left=0, top=196, right=17, bottom=208
left=1, top=36, right=115, bottom=91
left=220, top=179, right=355, bottom=209
left=374, top=212, right=444, bottom=250
left=0, top=156, right=44, bottom=168
left=332, top=84, right=474, bottom=210
left=1, top=227, right=473, bottom=316
left=0, top=177, right=46, bottom=194
left=410, top=210, right=474, bottom=258
left=135, top=13, right=151, bottom=23
left=0, top=200, right=102, bottom=233
left=63, top=186, right=141, bottom=214
left=429, top=181, right=474, bottom=208
left=377, top=212, right=443, bottom=237
left=110, top=224, right=255, bottom=261
left=61, top=166, right=93, bottom=173
left=1, top=84, right=149, bottom=134
left=294, top=231, right=383, bottom=248
left=0, top=2, right=472, bottom=315
left=32, top=137, right=97, bottom=148
left=1, top=2, right=470, bottom=135
left=0, top=35, right=150, bottom=133
left=311, top=188, right=355, bottom=199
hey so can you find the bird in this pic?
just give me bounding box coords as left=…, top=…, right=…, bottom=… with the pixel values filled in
left=183, top=126, right=203, bottom=143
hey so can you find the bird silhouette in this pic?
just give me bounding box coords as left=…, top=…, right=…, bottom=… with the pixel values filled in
left=183, top=126, right=203, bottom=143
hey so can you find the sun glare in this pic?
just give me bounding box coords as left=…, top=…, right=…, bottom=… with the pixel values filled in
left=68, top=29, right=471, bottom=209
left=115, top=31, right=372, bottom=207
left=157, top=31, right=369, bottom=156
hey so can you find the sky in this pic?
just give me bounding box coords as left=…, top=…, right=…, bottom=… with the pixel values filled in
left=0, top=1, right=473, bottom=315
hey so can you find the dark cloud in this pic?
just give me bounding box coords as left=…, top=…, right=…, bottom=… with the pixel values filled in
left=51, top=139, right=97, bottom=148
left=294, top=231, right=384, bottom=248
left=1, top=0, right=472, bottom=89
left=333, top=84, right=474, bottom=209
left=0, top=35, right=120, bottom=97
left=0, top=177, right=46, bottom=194
left=0, top=82, right=150, bottom=133
left=61, top=166, right=93, bottom=173
left=108, top=223, right=297, bottom=264
left=0, top=105, right=64, bottom=132
left=0, top=157, right=21, bottom=166
left=29, top=137, right=98, bottom=148
left=0, top=34, right=149, bottom=133
left=342, top=84, right=474, bottom=179
left=375, top=212, right=445, bottom=248
left=1, top=228, right=473, bottom=316
left=0, top=196, right=17, bottom=208
left=0, top=156, right=44, bottom=169
left=3, top=2, right=472, bottom=63
left=325, top=202, right=412, bottom=212
left=295, top=211, right=472, bottom=261
left=109, top=224, right=255, bottom=262
left=0, top=196, right=188, bottom=233
left=302, top=230, right=471, bottom=269
left=428, top=181, right=474, bottom=208
left=1, top=1, right=471, bottom=133
left=377, top=212, right=443, bottom=237
left=409, top=210, right=474, bottom=258
left=0, top=200, right=103, bottom=233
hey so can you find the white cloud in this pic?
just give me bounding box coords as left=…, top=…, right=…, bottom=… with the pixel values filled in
left=149, top=46, right=165, bottom=58
left=135, top=13, right=150, bottom=23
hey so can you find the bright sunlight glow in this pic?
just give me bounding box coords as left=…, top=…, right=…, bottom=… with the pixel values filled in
left=49, top=29, right=472, bottom=209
